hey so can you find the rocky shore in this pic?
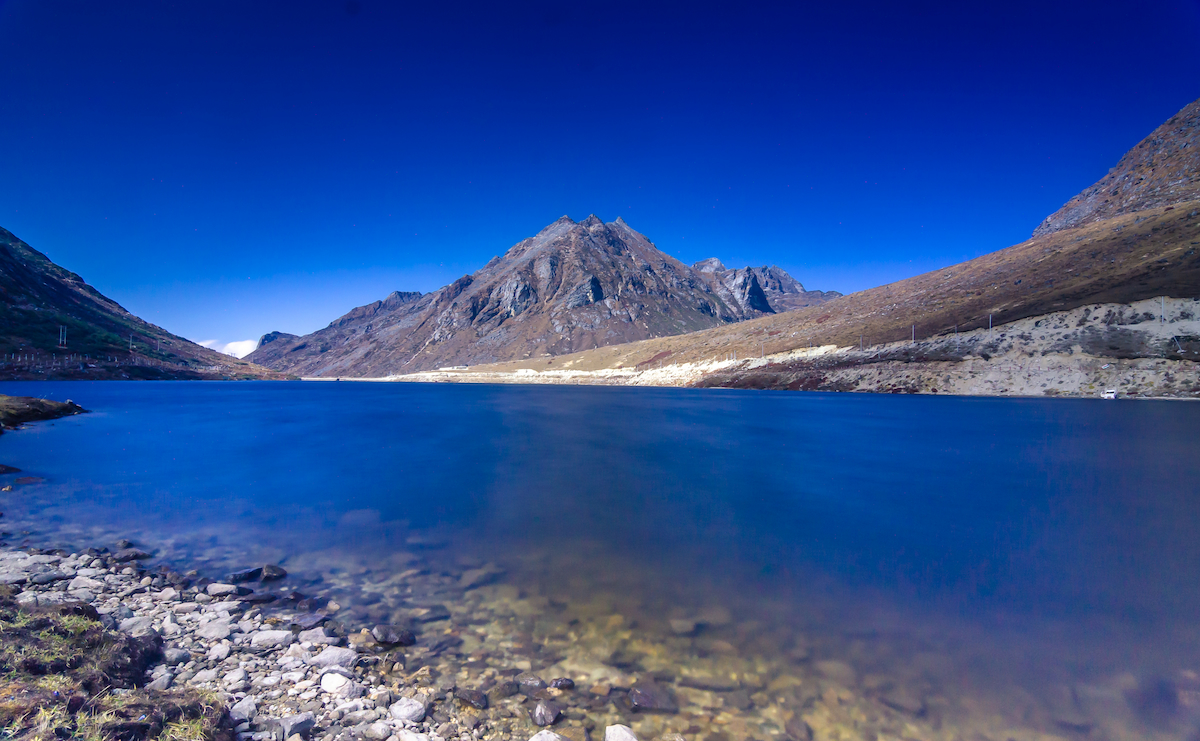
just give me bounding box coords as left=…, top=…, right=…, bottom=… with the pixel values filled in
left=3, top=528, right=1193, bottom=741
left=0, top=394, right=88, bottom=435
left=0, top=540, right=743, bottom=741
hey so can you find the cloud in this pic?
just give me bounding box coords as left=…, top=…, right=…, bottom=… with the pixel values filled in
left=196, top=339, right=219, bottom=348
left=220, top=340, right=258, bottom=358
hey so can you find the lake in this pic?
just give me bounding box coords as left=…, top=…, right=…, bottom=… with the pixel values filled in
left=2, top=381, right=1199, bottom=740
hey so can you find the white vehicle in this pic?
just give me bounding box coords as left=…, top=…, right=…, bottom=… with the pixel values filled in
left=1101, top=389, right=1117, bottom=400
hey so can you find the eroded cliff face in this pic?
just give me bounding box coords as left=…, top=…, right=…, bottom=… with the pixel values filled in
left=246, top=216, right=826, bottom=376
left=693, top=259, right=841, bottom=313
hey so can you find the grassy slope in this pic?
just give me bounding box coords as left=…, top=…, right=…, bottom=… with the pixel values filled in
left=464, top=202, right=1200, bottom=375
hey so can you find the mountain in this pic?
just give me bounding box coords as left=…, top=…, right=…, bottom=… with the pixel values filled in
left=1034, top=98, right=1200, bottom=236
left=450, top=97, right=1200, bottom=394
left=0, top=227, right=278, bottom=380
left=247, top=215, right=830, bottom=376
left=693, top=259, right=842, bottom=312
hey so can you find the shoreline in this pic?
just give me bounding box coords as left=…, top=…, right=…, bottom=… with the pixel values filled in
left=291, top=297, right=1200, bottom=400
left=0, top=537, right=641, bottom=741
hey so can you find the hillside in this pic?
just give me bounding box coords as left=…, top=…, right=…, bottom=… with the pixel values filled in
left=246, top=216, right=834, bottom=376
left=0, top=227, right=280, bottom=380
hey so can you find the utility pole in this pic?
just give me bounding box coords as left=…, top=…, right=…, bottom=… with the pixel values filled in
left=912, top=325, right=915, bottom=344
left=1162, top=296, right=1166, bottom=325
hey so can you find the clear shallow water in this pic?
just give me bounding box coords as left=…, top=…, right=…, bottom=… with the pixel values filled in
left=3, top=381, right=1200, bottom=740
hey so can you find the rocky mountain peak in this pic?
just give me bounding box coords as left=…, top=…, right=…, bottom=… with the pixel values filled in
left=1034, top=96, right=1200, bottom=236
left=693, top=258, right=727, bottom=274
left=245, top=216, right=838, bottom=377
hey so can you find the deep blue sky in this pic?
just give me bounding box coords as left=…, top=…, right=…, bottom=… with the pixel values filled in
left=2, top=1, right=1199, bottom=353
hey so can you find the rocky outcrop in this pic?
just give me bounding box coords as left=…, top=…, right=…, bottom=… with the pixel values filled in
left=246, top=216, right=832, bottom=376
left=693, top=260, right=839, bottom=314
left=1034, top=96, right=1200, bottom=237
left=0, top=394, right=87, bottom=431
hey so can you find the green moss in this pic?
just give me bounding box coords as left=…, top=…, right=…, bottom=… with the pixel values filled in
left=0, top=595, right=232, bottom=741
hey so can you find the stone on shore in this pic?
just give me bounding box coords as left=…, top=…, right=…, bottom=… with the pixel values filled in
left=251, top=629, right=294, bottom=649
left=308, top=646, right=357, bottom=668
left=205, top=582, right=243, bottom=597
left=390, top=696, right=427, bottom=722
left=195, top=619, right=233, bottom=640
left=530, top=732, right=568, bottom=741
left=230, top=696, right=257, bottom=723
left=298, top=626, right=340, bottom=645
left=118, top=616, right=157, bottom=637
left=278, top=712, right=316, bottom=739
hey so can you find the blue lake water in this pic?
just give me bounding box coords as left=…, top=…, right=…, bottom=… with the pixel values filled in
left=2, top=380, right=1199, bottom=738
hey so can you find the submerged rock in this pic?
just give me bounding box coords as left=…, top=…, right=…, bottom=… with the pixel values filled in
left=531, top=699, right=562, bottom=726
left=454, top=687, right=488, bottom=709
left=517, top=672, right=548, bottom=694
left=228, top=567, right=263, bottom=583
left=627, top=681, right=678, bottom=713
left=604, top=725, right=639, bottom=741
left=372, top=623, right=416, bottom=646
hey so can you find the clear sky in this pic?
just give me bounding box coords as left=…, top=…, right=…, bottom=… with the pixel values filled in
left=2, top=0, right=1199, bottom=356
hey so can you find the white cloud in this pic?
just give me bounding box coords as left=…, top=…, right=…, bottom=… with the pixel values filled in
left=196, top=339, right=219, bottom=348
left=220, top=340, right=259, bottom=358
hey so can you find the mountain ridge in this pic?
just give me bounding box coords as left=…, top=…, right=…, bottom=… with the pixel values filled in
left=1034, top=98, right=1200, bottom=237
left=246, top=215, right=835, bottom=375
left=0, top=227, right=280, bottom=380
